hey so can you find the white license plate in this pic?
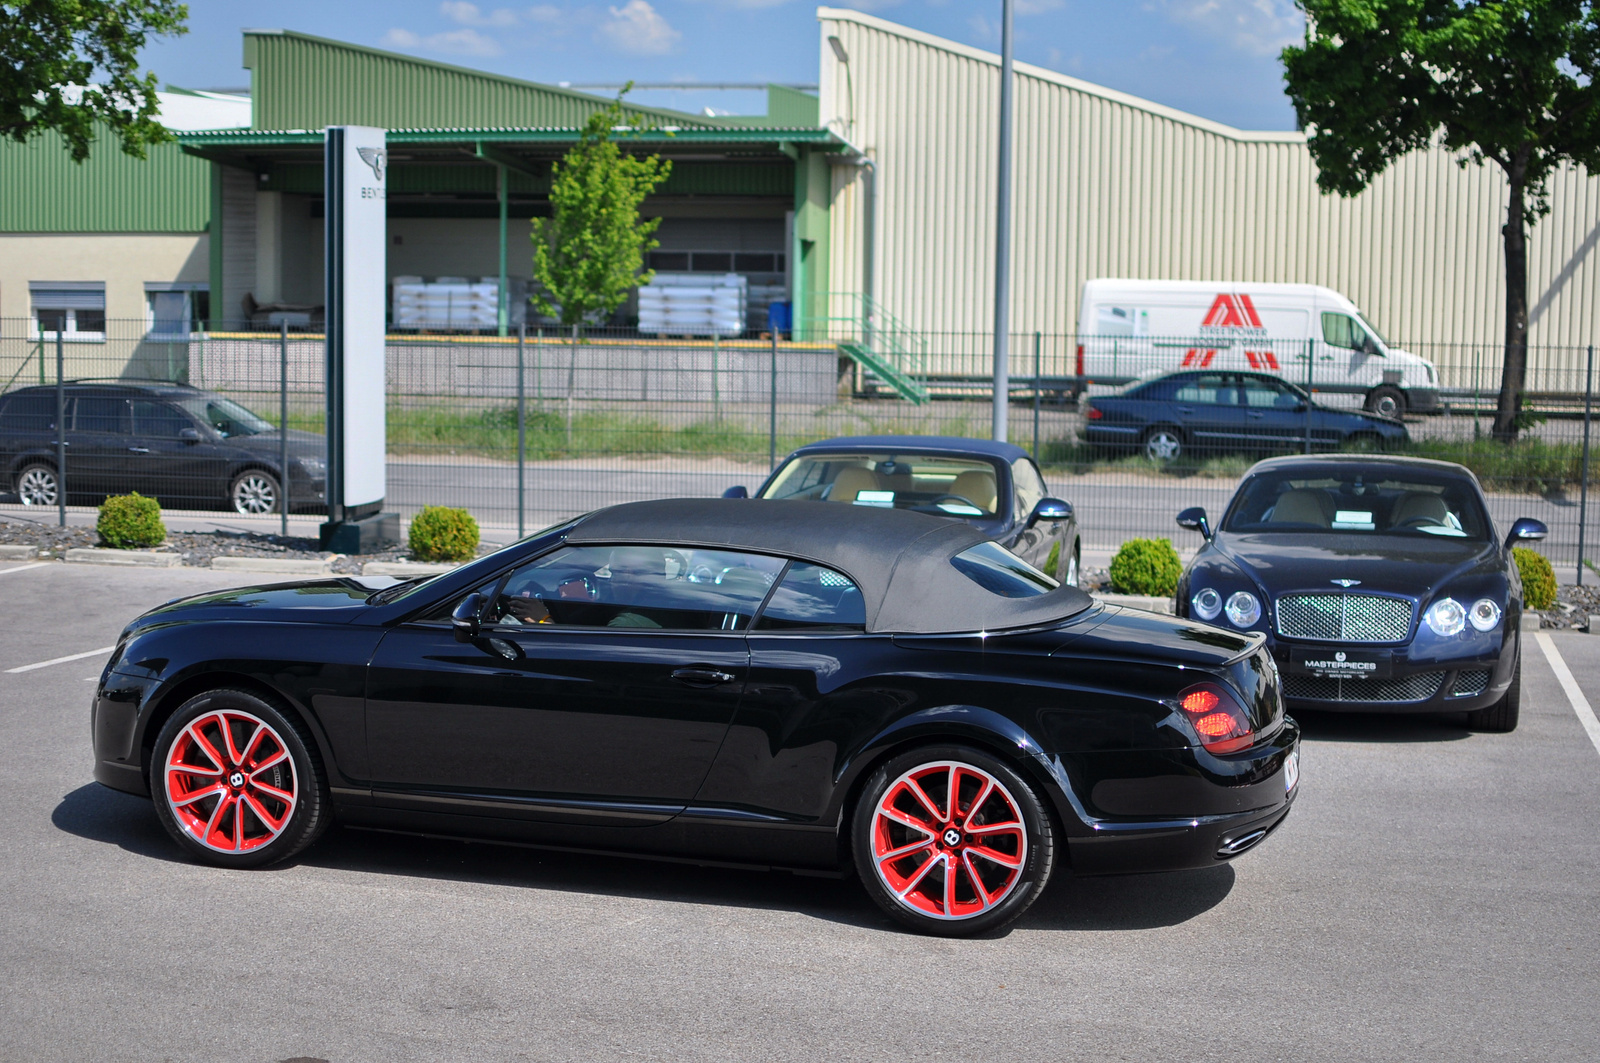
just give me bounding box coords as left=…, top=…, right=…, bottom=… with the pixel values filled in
left=1284, top=750, right=1300, bottom=792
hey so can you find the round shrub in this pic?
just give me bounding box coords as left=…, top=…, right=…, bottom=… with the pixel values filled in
left=408, top=505, right=479, bottom=563
left=1513, top=546, right=1557, bottom=611
left=97, top=492, right=166, bottom=549
left=1109, top=537, right=1182, bottom=596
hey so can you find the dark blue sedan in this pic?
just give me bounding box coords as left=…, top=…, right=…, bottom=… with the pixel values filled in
left=725, top=436, right=1082, bottom=587
left=1082, top=370, right=1409, bottom=461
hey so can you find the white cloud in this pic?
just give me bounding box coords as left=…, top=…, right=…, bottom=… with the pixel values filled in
left=525, top=4, right=564, bottom=22
left=599, top=1, right=681, bottom=55
left=968, top=11, right=999, bottom=44
left=441, top=2, right=520, bottom=27
left=1159, top=0, right=1304, bottom=57
left=380, top=25, right=504, bottom=57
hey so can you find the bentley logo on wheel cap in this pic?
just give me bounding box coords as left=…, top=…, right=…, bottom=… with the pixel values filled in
left=943, top=828, right=962, bottom=847
left=1331, top=578, right=1362, bottom=587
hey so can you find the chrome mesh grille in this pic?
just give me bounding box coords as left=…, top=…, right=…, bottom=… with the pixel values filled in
left=1276, top=594, right=1412, bottom=642
left=1451, top=670, right=1490, bottom=697
left=1282, top=673, right=1444, bottom=702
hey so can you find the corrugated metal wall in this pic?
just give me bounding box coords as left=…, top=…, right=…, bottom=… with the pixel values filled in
left=0, top=133, right=208, bottom=232
left=817, top=8, right=1600, bottom=356
left=246, top=31, right=723, bottom=133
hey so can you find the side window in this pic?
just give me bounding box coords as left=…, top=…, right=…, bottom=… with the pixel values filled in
left=754, top=563, right=865, bottom=631
left=0, top=394, right=57, bottom=433
left=1173, top=373, right=1233, bottom=404
left=1011, top=458, right=1047, bottom=520
left=132, top=401, right=196, bottom=439
left=73, top=397, right=130, bottom=434
left=1321, top=312, right=1367, bottom=350
left=482, top=545, right=784, bottom=631
left=1241, top=378, right=1300, bottom=409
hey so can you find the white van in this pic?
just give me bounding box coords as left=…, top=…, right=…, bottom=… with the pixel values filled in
left=1075, top=279, right=1439, bottom=416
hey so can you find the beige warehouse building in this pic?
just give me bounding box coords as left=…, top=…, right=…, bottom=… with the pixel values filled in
left=815, top=7, right=1600, bottom=387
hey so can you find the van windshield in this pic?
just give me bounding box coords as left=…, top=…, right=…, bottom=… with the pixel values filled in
left=1353, top=311, right=1388, bottom=346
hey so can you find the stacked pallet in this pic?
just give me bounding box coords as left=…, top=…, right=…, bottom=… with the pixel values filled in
left=393, top=277, right=524, bottom=330
left=638, top=273, right=746, bottom=337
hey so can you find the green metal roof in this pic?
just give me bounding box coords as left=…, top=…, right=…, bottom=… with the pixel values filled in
left=244, top=29, right=735, bottom=133
left=178, top=127, right=841, bottom=147
left=0, top=132, right=209, bottom=232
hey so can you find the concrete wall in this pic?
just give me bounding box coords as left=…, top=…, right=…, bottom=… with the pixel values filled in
left=0, top=233, right=208, bottom=322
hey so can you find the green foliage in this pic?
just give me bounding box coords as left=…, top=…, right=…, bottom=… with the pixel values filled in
left=408, top=505, right=480, bottom=563
left=1513, top=546, right=1558, bottom=610
left=531, top=88, right=672, bottom=328
left=1109, top=537, right=1182, bottom=596
left=96, top=491, right=165, bottom=548
left=0, top=1, right=190, bottom=162
left=1282, top=1, right=1600, bottom=439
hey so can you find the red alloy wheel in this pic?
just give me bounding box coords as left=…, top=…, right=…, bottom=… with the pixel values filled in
left=870, top=761, right=1027, bottom=921
left=163, top=710, right=298, bottom=854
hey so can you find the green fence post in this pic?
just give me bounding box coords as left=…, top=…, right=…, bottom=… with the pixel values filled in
left=1579, top=344, right=1593, bottom=586
left=1304, top=338, right=1313, bottom=454
left=517, top=323, right=527, bottom=540
left=280, top=320, right=290, bottom=537
left=769, top=329, right=779, bottom=471
left=1032, top=330, right=1041, bottom=460
left=55, top=329, right=65, bottom=527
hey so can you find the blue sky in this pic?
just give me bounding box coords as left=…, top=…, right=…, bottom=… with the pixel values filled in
left=145, top=1, right=1306, bottom=130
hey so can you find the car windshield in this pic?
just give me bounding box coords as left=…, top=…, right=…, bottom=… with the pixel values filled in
left=760, top=453, right=1002, bottom=517
left=1222, top=469, right=1490, bottom=540
left=175, top=395, right=276, bottom=438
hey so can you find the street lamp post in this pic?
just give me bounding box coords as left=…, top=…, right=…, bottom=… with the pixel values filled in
left=992, top=0, right=1015, bottom=443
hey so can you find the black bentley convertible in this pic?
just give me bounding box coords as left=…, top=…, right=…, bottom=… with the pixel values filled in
left=1174, top=455, right=1547, bottom=731
left=94, top=499, right=1299, bottom=935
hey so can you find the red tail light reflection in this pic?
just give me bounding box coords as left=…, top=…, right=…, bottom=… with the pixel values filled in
left=1178, top=682, right=1254, bottom=754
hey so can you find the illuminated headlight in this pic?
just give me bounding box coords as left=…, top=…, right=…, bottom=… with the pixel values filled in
left=1192, top=587, right=1223, bottom=621
left=1224, top=591, right=1261, bottom=629
left=1424, top=598, right=1466, bottom=637
left=1468, top=598, right=1503, bottom=632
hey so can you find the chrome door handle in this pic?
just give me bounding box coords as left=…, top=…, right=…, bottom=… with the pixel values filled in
left=1176, top=405, right=1193, bottom=414
left=671, top=667, right=735, bottom=687
left=1247, top=412, right=1264, bottom=419
left=127, top=446, right=150, bottom=453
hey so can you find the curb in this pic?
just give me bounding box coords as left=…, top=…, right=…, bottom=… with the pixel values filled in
left=0, top=544, right=39, bottom=560
left=65, top=547, right=182, bottom=568
left=210, top=556, right=333, bottom=575
left=361, top=561, right=458, bottom=577
left=1093, top=592, right=1174, bottom=614
left=1521, top=611, right=1543, bottom=633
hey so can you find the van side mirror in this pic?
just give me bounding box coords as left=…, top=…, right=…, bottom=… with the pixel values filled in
left=451, top=592, right=485, bottom=643
left=1505, top=518, right=1548, bottom=549
left=722, top=485, right=749, bottom=499
left=1176, top=506, right=1212, bottom=540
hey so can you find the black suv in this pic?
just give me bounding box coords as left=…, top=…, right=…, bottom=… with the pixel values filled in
left=0, top=382, right=326, bottom=515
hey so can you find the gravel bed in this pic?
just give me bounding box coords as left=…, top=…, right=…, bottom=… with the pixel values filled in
left=0, top=518, right=501, bottom=574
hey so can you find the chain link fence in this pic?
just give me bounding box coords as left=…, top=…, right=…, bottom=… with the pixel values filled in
left=1, top=317, right=1595, bottom=580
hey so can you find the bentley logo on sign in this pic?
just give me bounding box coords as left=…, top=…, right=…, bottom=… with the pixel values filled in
left=1331, top=578, right=1362, bottom=587
left=357, top=146, right=386, bottom=182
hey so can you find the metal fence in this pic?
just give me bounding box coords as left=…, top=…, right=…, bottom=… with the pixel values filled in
left=1, top=317, right=1595, bottom=581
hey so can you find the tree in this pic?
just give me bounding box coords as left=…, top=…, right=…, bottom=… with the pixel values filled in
left=1282, top=1, right=1600, bottom=439
left=1, top=1, right=189, bottom=162
left=531, top=89, right=672, bottom=329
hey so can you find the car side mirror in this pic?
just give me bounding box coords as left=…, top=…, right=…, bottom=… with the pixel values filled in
left=722, top=485, right=748, bottom=499
left=1029, top=498, right=1072, bottom=528
left=1294, top=400, right=1309, bottom=412
left=178, top=428, right=201, bottom=444
left=1176, top=506, right=1212, bottom=540
left=451, top=592, right=484, bottom=643
left=1506, top=517, right=1548, bottom=549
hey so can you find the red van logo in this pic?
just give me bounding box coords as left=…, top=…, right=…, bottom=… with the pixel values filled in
left=1182, top=293, right=1279, bottom=370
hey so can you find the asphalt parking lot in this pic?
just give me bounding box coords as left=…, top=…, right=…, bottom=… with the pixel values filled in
left=2, top=560, right=1598, bottom=1062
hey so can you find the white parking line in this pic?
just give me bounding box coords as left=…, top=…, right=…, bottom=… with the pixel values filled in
left=0, top=562, right=50, bottom=576
left=4, top=645, right=117, bottom=675
left=1536, top=633, right=1600, bottom=760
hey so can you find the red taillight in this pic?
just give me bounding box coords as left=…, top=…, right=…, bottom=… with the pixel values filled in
left=1075, top=343, right=1085, bottom=376
left=1178, top=682, right=1254, bottom=754
left=1085, top=405, right=1103, bottom=420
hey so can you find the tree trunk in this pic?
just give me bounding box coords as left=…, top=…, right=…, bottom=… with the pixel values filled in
left=1493, top=158, right=1530, bottom=442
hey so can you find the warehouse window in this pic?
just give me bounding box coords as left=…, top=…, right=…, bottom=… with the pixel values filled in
left=30, top=282, right=106, bottom=341
left=144, top=283, right=209, bottom=338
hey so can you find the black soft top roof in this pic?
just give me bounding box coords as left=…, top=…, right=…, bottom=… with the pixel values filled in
left=566, top=498, right=1093, bottom=634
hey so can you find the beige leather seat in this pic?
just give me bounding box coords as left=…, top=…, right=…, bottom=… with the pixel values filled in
left=828, top=465, right=881, bottom=502
left=1391, top=491, right=1450, bottom=527
left=950, top=469, right=998, bottom=513
left=1269, top=489, right=1329, bottom=526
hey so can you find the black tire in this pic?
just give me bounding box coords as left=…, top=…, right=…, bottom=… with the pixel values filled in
left=1143, top=426, right=1185, bottom=462
left=230, top=469, right=282, bottom=515
left=1365, top=385, right=1405, bottom=419
left=16, top=462, right=59, bottom=507
left=851, top=744, right=1055, bottom=936
left=150, top=688, right=330, bottom=868
left=1465, top=651, right=1520, bottom=733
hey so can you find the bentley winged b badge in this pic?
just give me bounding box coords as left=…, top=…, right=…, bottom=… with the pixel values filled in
left=1331, top=579, right=1361, bottom=588
left=357, top=146, right=386, bottom=182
